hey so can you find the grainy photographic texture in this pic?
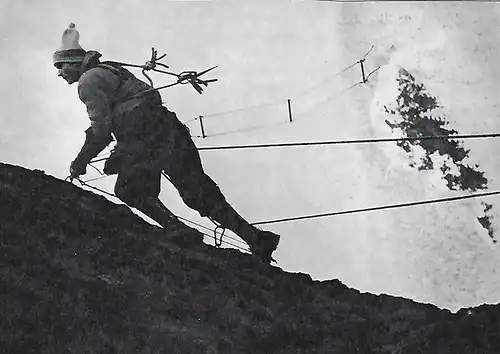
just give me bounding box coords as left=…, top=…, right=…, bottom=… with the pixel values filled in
left=1, top=1, right=499, bottom=352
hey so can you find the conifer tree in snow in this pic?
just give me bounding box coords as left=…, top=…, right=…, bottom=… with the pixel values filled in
left=383, top=68, right=487, bottom=192
left=383, top=67, right=496, bottom=243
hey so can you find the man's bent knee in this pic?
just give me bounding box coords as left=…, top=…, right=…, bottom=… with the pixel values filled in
left=114, top=168, right=161, bottom=207
left=114, top=182, right=151, bottom=207
left=177, top=181, right=227, bottom=217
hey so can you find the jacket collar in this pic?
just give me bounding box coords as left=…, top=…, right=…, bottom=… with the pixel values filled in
left=80, top=50, right=102, bottom=75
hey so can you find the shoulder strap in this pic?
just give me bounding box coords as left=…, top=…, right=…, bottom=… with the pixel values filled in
left=98, top=61, right=133, bottom=81
left=96, top=62, right=135, bottom=100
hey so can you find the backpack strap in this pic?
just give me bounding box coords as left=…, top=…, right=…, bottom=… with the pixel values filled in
left=95, top=62, right=135, bottom=111
left=98, top=61, right=133, bottom=82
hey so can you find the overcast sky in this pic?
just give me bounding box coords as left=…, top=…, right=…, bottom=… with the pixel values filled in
left=2, top=0, right=500, bottom=311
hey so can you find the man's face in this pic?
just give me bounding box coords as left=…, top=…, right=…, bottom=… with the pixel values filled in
left=57, top=62, right=82, bottom=84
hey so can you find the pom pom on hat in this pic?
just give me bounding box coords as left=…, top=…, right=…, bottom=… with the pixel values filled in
left=53, top=23, right=87, bottom=67
left=59, top=22, right=84, bottom=51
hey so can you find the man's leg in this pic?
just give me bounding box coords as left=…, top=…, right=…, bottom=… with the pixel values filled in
left=114, top=167, right=203, bottom=244
left=164, top=135, right=280, bottom=261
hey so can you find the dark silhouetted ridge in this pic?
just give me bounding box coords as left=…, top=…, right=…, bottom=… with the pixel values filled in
left=1, top=162, right=499, bottom=353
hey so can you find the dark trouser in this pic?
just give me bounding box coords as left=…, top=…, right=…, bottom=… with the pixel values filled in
left=114, top=137, right=227, bottom=217
left=111, top=105, right=251, bottom=237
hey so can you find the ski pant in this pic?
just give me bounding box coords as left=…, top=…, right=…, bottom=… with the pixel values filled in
left=111, top=106, right=227, bottom=218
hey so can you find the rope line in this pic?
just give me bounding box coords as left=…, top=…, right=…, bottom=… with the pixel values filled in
left=193, top=228, right=249, bottom=253
left=361, top=45, right=375, bottom=60
left=90, top=157, right=109, bottom=163
left=90, top=154, right=111, bottom=164
left=87, top=132, right=500, bottom=155
left=193, top=79, right=363, bottom=138
left=203, top=100, right=287, bottom=118
left=197, top=121, right=288, bottom=139
left=74, top=178, right=117, bottom=198
left=200, top=45, right=375, bottom=119
left=176, top=215, right=249, bottom=248
left=295, top=81, right=363, bottom=119
left=107, top=48, right=218, bottom=97
left=88, top=162, right=104, bottom=176
left=204, top=234, right=249, bottom=253
left=161, top=170, right=248, bottom=248
left=81, top=175, right=111, bottom=183
left=252, top=190, right=500, bottom=226
left=365, top=65, right=381, bottom=82
left=290, top=61, right=359, bottom=98
left=197, top=132, right=500, bottom=151
left=66, top=179, right=500, bottom=246
left=68, top=177, right=249, bottom=252
left=183, top=117, right=199, bottom=124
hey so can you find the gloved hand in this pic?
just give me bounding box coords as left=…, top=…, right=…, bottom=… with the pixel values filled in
left=69, top=159, right=87, bottom=178
left=70, top=127, right=113, bottom=178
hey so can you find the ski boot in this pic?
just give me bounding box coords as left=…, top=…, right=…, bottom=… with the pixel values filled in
left=247, top=228, right=280, bottom=263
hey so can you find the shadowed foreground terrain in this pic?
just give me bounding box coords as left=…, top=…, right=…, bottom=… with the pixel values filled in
left=1, top=162, right=499, bottom=353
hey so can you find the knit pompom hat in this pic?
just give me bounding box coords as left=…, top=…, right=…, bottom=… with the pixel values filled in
left=53, top=23, right=86, bottom=67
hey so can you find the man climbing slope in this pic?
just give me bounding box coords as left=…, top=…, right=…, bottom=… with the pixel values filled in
left=54, top=23, right=280, bottom=263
